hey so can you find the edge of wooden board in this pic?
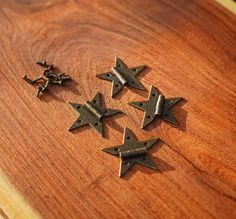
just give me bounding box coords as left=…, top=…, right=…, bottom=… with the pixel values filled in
left=0, top=170, right=41, bottom=219
left=215, top=0, right=236, bottom=14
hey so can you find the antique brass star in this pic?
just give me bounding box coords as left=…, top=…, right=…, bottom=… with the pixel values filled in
left=129, top=85, right=182, bottom=128
left=68, top=93, right=121, bottom=136
left=102, top=127, right=160, bottom=177
left=96, top=57, right=146, bottom=97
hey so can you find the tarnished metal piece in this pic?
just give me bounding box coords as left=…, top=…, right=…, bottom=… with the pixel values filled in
left=102, top=127, right=160, bottom=177
left=155, top=94, right=165, bottom=116
left=129, top=85, right=182, bottom=129
left=84, top=101, right=103, bottom=120
left=68, top=92, right=121, bottom=136
left=96, top=57, right=146, bottom=97
left=111, top=67, right=127, bottom=85
left=23, top=60, right=71, bottom=97
left=119, top=147, right=147, bottom=159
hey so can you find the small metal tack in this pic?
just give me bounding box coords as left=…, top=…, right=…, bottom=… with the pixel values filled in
left=23, top=60, right=71, bottom=97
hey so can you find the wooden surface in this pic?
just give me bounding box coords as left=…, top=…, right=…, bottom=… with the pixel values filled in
left=0, top=0, right=236, bottom=218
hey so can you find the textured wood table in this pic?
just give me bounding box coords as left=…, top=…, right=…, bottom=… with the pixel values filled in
left=0, top=0, right=235, bottom=218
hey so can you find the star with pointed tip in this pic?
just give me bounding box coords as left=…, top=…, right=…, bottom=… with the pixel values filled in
left=96, top=57, right=146, bottom=97
left=102, top=127, right=160, bottom=177
left=128, top=85, right=182, bottom=129
left=68, top=92, right=121, bottom=136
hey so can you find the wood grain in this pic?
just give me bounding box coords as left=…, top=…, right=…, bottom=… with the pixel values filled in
left=0, top=0, right=235, bottom=218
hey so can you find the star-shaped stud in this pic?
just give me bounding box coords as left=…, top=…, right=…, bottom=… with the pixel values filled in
left=96, top=57, right=146, bottom=97
left=129, top=85, right=182, bottom=128
left=68, top=92, right=121, bottom=136
left=102, top=127, right=160, bottom=177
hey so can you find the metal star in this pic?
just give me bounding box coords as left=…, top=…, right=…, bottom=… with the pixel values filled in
left=68, top=92, right=121, bottom=136
left=96, top=57, right=146, bottom=97
left=129, top=85, right=182, bottom=128
left=102, top=127, right=159, bottom=177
